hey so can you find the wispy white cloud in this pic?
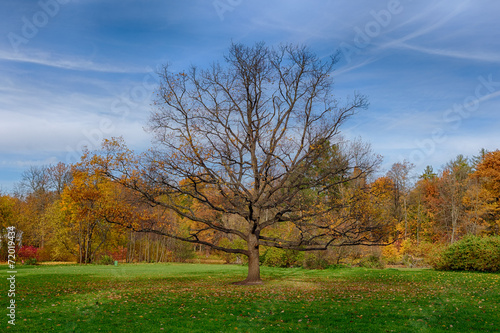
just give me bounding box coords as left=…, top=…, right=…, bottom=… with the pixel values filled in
left=335, top=57, right=378, bottom=76
left=0, top=49, right=147, bottom=73
left=378, top=1, right=470, bottom=51
left=391, top=43, right=500, bottom=63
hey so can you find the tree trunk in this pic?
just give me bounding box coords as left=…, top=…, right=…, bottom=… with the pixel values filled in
left=234, top=233, right=263, bottom=285
left=403, top=197, right=408, bottom=239
left=85, top=237, right=91, bottom=264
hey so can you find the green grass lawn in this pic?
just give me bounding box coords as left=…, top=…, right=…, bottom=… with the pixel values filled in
left=1, top=263, right=499, bottom=332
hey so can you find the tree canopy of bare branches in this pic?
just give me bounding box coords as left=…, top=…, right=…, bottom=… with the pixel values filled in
left=99, top=43, right=384, bottom=284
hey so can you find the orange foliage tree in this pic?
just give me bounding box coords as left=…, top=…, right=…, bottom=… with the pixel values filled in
left=470, top=150, right=500, bottom=234
left=59, top=160, right=148, bottom=263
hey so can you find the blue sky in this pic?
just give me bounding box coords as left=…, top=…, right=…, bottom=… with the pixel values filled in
left=1, top=0, right=499, bottom=192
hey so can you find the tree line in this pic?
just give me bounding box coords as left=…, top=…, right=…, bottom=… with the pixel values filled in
left=1, top=149, right=498, bottom=266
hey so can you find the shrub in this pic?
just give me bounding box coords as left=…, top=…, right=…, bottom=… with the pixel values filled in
left=261, top=247, right=304, bottom=268
left=400, top=239, right=413, bottom=255
left=37, top=246, right=53, bottom=262
left=420, top=242, right=446, bottom=268
left=23, top=258, right=38, bottom=265
left=358, top=254, right=385, bottom=269
left=302, top=252, right=329, bottom=269
left=18, top=246, right=39, bottom=262
left=381, top=243, right=401, bottom=264
left=435, top=235, right=500, bottom=272
left=98, top=255, right=115, bottom=265
left=382, top=240, right=442, bottom=268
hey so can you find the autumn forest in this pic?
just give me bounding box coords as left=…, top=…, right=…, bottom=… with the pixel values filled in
left=1, top=147, right=499, bottom=266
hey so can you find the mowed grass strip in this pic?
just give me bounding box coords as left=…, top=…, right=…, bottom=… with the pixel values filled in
left=2, top=263, right=499, bottom=332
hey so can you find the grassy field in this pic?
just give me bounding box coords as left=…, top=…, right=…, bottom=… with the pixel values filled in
left=1, top=263, right=499, bottom=332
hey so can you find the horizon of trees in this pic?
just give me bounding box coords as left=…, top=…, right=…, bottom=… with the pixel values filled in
left=1, top=148, right=498, bottom=267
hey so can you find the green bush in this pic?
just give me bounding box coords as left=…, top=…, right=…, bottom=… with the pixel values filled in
left=98, top=255, right=115, bottom=265
left=23, top=258, right=38, bottom=265
left=261, top=247, right=304, bottom=268
left=435, top=235, right=500, bottom=272
left=302, top=252, right=329, bottom=269
left=358, top=254, right=385, bottom=269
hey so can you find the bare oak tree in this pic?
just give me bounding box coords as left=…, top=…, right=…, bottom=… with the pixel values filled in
left=99, top=43, right=385, bottom=284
